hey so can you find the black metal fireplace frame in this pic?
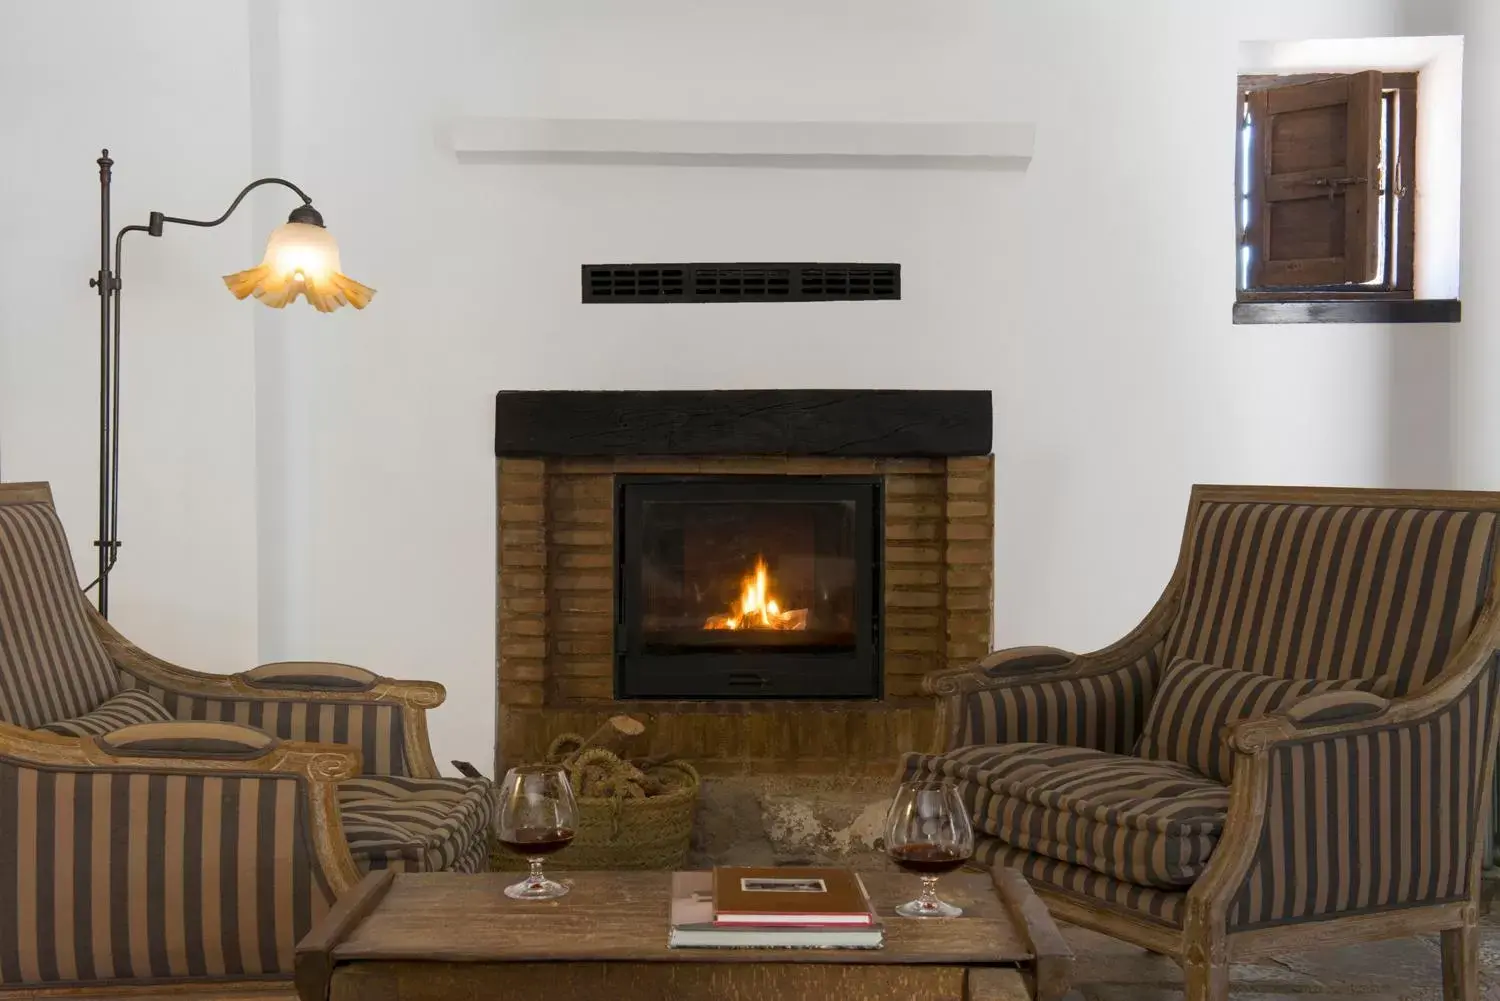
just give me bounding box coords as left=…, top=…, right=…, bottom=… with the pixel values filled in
left=614, top=474, right=883, bottom=700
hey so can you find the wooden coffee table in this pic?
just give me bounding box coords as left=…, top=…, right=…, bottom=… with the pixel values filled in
left=295, top=868, right=1072, bottom=1001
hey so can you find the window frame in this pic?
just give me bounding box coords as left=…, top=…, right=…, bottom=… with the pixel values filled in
left=1235, top=71, right=1417, bottom=303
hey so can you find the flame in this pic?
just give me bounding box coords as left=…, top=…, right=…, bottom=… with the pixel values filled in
left=704, top=557, right=808, bottom=631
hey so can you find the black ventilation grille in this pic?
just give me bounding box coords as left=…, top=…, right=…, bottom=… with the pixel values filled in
left=582, top=263, right=900, bottom=303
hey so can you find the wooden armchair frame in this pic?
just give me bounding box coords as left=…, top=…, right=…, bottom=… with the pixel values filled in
left=923, top=485, right=1500, bottom=1001
left=86, top=610, right=445, bottom=779
left=1, top=481, right=446, bottom=779
left=0, top=481, right=481, bottom=994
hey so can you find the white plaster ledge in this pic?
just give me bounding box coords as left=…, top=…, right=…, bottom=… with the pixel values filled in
left=448, top=118, right=1034, bottom=169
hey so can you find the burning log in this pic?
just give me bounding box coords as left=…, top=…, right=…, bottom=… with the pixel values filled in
left=703, top=556, right=809, bottom=631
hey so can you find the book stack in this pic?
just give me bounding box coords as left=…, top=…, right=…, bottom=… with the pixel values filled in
left=669, top=866, right=884, bottom=949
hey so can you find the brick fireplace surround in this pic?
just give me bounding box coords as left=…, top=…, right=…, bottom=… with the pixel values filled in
left=494, top=390, right=994, bottom=783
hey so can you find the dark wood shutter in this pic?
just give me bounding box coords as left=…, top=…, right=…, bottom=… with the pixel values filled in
left=1246, top=71, right=1383, bottom=288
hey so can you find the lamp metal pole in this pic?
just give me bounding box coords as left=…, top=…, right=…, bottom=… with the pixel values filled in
left=82, top=150, right=318, bottom=618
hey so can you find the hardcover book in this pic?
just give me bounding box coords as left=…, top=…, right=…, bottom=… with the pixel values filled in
left=669, top=872, right=883, bottom=949
left=711, top=866, right=875, bottom=926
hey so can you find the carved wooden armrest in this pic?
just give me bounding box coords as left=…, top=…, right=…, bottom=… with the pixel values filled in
left=0, top=720, right=361, bottom=780
left=978, top=645, right=1079, bottom=674
left=1230, top=691, right=1405, bottom=753
left=98, top=720, right=284, bottom=759
left=244, top=661, right=381, bottom=693
left=229, top=665, right=446, bottom=712
left=922, top=645, right=1081, bottom=697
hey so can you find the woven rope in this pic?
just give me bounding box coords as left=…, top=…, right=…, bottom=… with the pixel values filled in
left=492, top=735, right=700, bottom=870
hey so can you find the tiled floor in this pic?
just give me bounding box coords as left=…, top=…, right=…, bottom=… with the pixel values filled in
left=6, top=910, right=1496, bottom=1000
left=1064, top=910, right=1500, bottom=1001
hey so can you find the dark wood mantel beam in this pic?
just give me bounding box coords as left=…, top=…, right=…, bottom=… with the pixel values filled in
left=494, top=390, right=993, bottom=458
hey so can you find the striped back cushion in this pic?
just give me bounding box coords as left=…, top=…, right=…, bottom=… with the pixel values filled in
left=1136, top=657, right=1383, bottom=783
left=0, top=502, right=118, bottom=728
left=37, top=690, right=173, bottom=738
left=1166, top=501, right=1498, bottom=696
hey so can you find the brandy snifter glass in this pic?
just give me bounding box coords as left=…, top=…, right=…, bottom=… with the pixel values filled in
left=496, top=765, right=578, bottom=900
left=884, top=779, right=975, bottom=918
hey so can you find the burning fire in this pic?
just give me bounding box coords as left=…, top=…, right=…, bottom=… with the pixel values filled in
left=703, top=557, right=808, bottom=631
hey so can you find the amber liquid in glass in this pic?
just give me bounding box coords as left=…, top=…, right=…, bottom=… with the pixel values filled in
left=498, top=826, right=576, bottom=857
left=889, top=843, right=970, bottom=875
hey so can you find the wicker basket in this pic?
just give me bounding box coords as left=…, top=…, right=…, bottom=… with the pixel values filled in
left=492, top=760, right=699, bottom=871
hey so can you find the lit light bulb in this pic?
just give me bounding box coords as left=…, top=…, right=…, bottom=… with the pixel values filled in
left=223, top=215, right=374, bottom=312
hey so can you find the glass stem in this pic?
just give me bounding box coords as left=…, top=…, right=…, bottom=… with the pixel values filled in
left=920, top=875, right=940, bottom=907
left=528, top=857, right=545, bottom=885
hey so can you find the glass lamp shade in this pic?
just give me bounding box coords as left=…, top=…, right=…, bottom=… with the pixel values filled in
left=223, top=221, right=375, bottom=312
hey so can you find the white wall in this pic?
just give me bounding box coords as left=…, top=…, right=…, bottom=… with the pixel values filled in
left=1456, top=0, right=1500, bottom=491
left=261, top=0, right=1471, bottom=772
left=2, top=0, right=1477, bottom=774
left=0, top=2, right=259, bottom=671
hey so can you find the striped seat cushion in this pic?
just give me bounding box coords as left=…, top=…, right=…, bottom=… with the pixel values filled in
left=338, top=775, right=495, bottom=874
left=1134, top=657, right=1384, bottom=783
left=978, top=837, right=1187, bottom=927
left=1167, top=501, right=1497, bottom=696
left=0, top=502, right=120, bottom=729
left=903, top=743, right=1228, bottom=889
left=36, top=689, right=172, bottom=737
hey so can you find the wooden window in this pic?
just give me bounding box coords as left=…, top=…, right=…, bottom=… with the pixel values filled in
left=1237, top=71, right=1416, bottom=301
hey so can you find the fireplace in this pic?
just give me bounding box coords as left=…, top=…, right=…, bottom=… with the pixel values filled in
left=494, top=389, right=993, bottom=777
left=615, top=475, right=882, bottom=699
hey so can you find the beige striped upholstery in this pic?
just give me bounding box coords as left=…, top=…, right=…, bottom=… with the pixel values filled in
left=37, top=690, right=172, bottom=738
left=959, top=649, right=1162, bottom=754
left=903, top=743, right=1228, bottom=888
left=977, top=837, right=1186, bottom=927
left=1135, top=657, right=1384, bottom=783
left=1167, top=502, right=1497, bottom=695
left=0, top=762, right=337, bottom=986
left=338, top=775, right=498, bottom=874
left=116, top=674, right=412, bottom=776
left=1229, top=660, right=1500, bottom=928
left=0, top=502, right=119, bottom=729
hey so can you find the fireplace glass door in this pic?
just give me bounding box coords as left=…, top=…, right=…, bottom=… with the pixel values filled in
left=615, top=476, right=881, bottom=699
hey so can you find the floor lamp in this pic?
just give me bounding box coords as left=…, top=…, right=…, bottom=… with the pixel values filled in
left=87, top=148, right=374, bottom=617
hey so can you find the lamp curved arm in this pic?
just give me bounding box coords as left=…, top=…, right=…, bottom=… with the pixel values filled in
left=84, top=174, right=318, bottom=598
left=151, top=177, right=314, bottom=232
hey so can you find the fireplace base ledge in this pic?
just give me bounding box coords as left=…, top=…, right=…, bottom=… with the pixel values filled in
left=499, top=702, right=936, bottom=777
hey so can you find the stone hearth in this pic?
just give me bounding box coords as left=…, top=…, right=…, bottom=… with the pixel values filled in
left=494, top=390, right=994, bottom=859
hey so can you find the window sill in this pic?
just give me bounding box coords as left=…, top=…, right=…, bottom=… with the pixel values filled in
left=1233, top=299, right=1461, bottom=325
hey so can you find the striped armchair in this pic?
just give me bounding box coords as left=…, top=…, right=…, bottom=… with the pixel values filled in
left=0, top=483, right=497, bottom=991
left=907, top=486, right=1500, bottom=1001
